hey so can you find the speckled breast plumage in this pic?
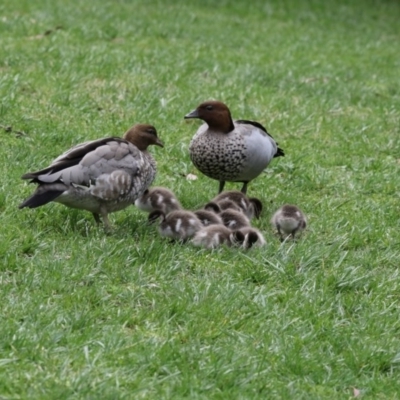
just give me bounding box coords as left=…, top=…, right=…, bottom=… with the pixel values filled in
left=189, top=131, right=247, bottom=181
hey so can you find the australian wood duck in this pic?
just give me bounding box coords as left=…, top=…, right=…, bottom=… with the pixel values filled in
left=19, top=124, right=163, bottom=230
left=203, top=200, right=250, bottom=229
left=220, top=209, right=251, bottom=230
left=193, top=209, right=223, bottom=226
left=149, top=209, right=202, bottom=241
left=211, top=190, right=263, bottom=219
left=185, top=101, right=284, bottom=194
left=192, top=225, right=244, bottom=249
left=135, top=186, right=181, bottom=215
left=271, top=204, right=307, bottom=241
left=233, top=227, right=266, bottom=249
left=204, top=199, right=241, bottom=214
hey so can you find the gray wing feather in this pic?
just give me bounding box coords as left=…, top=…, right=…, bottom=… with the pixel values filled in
left=35, top=142, right=142, bottom=187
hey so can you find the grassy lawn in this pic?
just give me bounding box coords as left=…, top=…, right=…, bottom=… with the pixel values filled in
left=1, top=0, right=400, bottom=398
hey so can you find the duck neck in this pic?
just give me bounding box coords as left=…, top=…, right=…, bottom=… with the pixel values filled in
left=207, top=112, right=235, bottom=134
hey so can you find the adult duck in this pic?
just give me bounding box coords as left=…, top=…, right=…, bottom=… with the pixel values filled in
left=19, top=124, right=163, bottom=230
left=185, top=101, right=284, bottom=194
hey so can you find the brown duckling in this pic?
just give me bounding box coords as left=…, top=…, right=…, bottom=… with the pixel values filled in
left=149, top=209, right=202, bottom=241
left=192, top=225, right=244, bottom=249
left=212, top=190, right=263, bottom=219
left=135, top=186, right=181, bottom=215
left=271, top=204, right=307, bottom=241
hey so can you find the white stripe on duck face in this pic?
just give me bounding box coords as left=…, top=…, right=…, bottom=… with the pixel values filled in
left=189, top=218, right=198, bottom=227
left=156, top=195, right=164, bottom=205
left=175, top=218, right=182, bottom=233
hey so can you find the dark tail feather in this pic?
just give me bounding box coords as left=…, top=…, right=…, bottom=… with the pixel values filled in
left=274, top=147, right=285, bottom=158
left=19, top=186, right=65, bottom=209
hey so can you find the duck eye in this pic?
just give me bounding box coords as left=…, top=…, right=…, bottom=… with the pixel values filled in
left=205, top=105, right=213, bottom=111
left=146, top=128, right=156, bottom=135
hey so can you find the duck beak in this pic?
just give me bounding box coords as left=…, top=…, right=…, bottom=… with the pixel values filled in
left=184, top=109, right=199, bottom=119
left=155, top=138, right=164, bottom=148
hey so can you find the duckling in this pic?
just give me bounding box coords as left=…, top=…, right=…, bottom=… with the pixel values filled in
left=135, top=186, right=181, bottom=215
left=271, top=204, right=307, bottom=241
left=248, top=197, right=263, bottom=219
left=19, top=124, right=163, bottom=230
left=204, top=200, right=249, bottom=229
left=203, top=201, right=222, bottom=214
left=204, top=199, right=241, bottom=214
left=192, top=225, right=244, bottom=249
left=233, top=227, right=266, bottom=249
left=149, top=209, right=202, bottom=241
left=185, top=101, right=284, bottom=194
left=220, top=209, right=251, bottom=230
left=212, top=190, right=263, bottom=219
left=193, top=209, right=223, bottom=226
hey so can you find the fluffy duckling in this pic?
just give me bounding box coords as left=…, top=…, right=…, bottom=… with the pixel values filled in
left=193, top=209, right=223, bottom=226
left=220, top=209, right=251, bottom=230
left=19, top=124, right=163, bottom=230
left=203, top=199, right=250, bottom=229
left=135, top=186, right=181, bottom=215
left=233, top=227, right=266, bottom=249
left=212, top=190, right=263, bottom=219
left=185, top=101, right=284, bottom=194
left=149, top=210, right=202, bottom=241
left=192, top=225, right=244, bottom=249
left=271, top=204, right=307, bottom=241
left=204, top=199, right=241, bottom=214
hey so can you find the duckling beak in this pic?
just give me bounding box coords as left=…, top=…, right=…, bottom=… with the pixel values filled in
left=184, top=109, right=199, bottom=119
left=155, top=138, right=164, bottom=148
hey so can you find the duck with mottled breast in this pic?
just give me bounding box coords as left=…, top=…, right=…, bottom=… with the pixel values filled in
left=185, top=101, right=284, bottom=194
left=19, top=124, right=163, bottom=230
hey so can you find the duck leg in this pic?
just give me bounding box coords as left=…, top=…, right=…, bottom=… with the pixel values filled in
left=240, top=181, right=249, bottom=194
left=290, top=227, right=299, bottom=240
left=92, top=213, right=101, bottom=225
left=276, top=224, right=284, bottom=242
left=218, top=181, right=226, bottom=193
left=99, top=206, right=112, bottom=231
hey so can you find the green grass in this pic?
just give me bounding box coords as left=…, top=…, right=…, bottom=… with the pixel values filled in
left=1, top=0, right=400, bottom=398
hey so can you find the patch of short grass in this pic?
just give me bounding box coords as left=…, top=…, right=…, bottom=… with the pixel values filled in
left=1, top=0, right=400, bottom=398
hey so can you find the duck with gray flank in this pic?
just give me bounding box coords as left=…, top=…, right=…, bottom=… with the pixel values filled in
left=185, top=101, right=284, bottom=194
left=135, top=186, right=181, bottom=215
left=19, top=124, right=163, bottom=230
left=271, top=204, right=307, bottom=241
